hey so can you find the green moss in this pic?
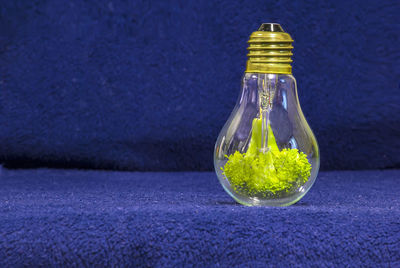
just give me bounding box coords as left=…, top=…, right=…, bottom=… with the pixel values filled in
left=222, top=118, right=311, bottom=196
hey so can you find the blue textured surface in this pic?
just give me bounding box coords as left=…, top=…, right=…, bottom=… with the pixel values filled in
left=0, top=168, right=399, bottom=266
left=0, top=0, right=399, bottom=171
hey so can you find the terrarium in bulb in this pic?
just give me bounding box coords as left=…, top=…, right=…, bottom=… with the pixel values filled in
left=214, top=23, right=319, bottom=206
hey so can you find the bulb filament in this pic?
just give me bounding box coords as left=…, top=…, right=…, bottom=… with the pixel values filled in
left=259, top=74, right=277, bottom=152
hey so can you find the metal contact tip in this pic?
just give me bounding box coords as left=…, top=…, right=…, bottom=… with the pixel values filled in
left=258, top=23, right=284, bottom=32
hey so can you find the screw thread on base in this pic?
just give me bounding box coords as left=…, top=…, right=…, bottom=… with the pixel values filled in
left=246, top=23, right=294, bottom=74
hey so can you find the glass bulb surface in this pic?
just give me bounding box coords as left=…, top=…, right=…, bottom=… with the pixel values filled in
left=214, top=73, right=319, bottom=206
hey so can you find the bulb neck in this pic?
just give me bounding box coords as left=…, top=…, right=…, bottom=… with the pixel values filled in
left=245, top=23, right=294, bottom=74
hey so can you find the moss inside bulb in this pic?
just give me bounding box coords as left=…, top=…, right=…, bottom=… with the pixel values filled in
left=221, top=118, right=312, bottom=196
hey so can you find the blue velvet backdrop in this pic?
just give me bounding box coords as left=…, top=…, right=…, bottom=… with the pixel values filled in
left=0, top=0, right=399, bottom=171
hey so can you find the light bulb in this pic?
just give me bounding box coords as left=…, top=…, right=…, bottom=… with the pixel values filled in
left=214, top=23, right=319, bottom=206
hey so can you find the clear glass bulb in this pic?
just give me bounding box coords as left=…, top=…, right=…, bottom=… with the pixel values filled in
left=214, top=24, right=319, bottom=206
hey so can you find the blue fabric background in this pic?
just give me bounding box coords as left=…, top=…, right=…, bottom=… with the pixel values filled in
left=0, top=0, right=399, bottom=171
left=1, top=168, right=399, bottom=266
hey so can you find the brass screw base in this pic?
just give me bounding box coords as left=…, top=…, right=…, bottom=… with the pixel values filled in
left=245, top=23, right=294, bottom=74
